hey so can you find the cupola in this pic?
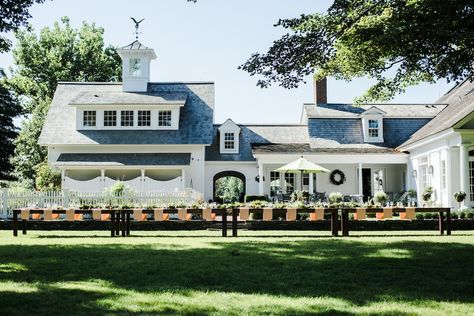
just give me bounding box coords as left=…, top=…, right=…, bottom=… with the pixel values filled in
left=117, top=40, right=157, bottom=92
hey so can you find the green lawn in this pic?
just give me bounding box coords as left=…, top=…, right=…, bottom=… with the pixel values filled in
left=0, top=230, right=473, bottom=315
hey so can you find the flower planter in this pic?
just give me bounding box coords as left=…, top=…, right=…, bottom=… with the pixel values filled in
left=20, top=209, right=30, bottom=220
left=354, top=208, right=366, bottom=220
left=239, top=207, right=249, bottom=220
left=400, top=207, right=415, bottom=220
left=286, top=208, right=297, bottom=221
left=154, top=208, right=163, bottom=221
left=66, top=209, right=75, bottom=221
left=310, top=208, right=324, bottom=221
left=263, top=207, right=273, bottom=221
left=376, top=208, right=393, bottom=220
left=44, top=209, right=53, bottom=221
left=178, top=208, right=187, bottom=221
left=32, top=213, right=42, bottom=220
left=202, top=208, right=213, bottom=221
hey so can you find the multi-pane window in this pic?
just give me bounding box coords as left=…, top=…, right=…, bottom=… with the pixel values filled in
left=121, top=110, right=134, bottom=126
left=368, top=119, right=379, bottom=138
left=284, top=173, right=295, bottom=194
left=104, top=110, right=117, bottom=126
left=138, top=110, right=151, bottom=127
left=83, top=110, right=96, bottom=127
left=419, top=156, right=429, bottom=190
left=441, top=160, right=447, bottom=190
left=270, top=172, right=281, bottom=197
left=224, top=133, right=235, bottom=150
left=129, top=58, right=141, bottom=76
left=158, top=110, right=172, bottom=127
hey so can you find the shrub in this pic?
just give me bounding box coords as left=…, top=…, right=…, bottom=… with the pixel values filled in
left=407, top=189, right=417, bottom=199
left=466, top=211, right=474, bottom=219
left=244, top=195, right=268, bottom=203
left=328, top=192, right=343, bottom=204
left=454, top=191, right=467, bottom=203
left=422, top=186, right=433, bottom=202
left=35, top=163, right=61, bottom=191
left=374, top=191, right=387, bottom=205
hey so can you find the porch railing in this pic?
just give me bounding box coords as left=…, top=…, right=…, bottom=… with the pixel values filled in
left=0, top=188, right=203, bottom=218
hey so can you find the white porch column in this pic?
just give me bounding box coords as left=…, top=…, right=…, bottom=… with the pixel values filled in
left=258, top=162, right=264, bottom=195
left=460, top=143, right=470, bottom=207
left=100, top=169, right=105, bottom=190
left=358, top=163, right=363, bottom=195
left=140, top=169, right=145, bottom=191
left=61, top=169, right=66, bottom=189
left=309, top=173, right=314, bottom=193
left=181, top=169, right=186, bottom=190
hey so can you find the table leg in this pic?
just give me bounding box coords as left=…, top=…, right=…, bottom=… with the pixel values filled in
left=110, top=211, right=115, bottom=237
left=21, top=219, right=27, bottom=235
left=341, top=210, right=349, bottom=237
left=221, top=209, right=227, bottom=237
left=126, top=212, right=131, bottom=236
left=232, top=208, right=238, bottom=237
left=121, top=210, right=126, bottom=237
left=438, top=212, right=445, bottom=235
left=446, top=209, right=451, bottom=236
left=331, top=211, right=338, bottom=236
left=13, top=210, right=18, bottom=237
left=115, top=211, right=120, bottom=236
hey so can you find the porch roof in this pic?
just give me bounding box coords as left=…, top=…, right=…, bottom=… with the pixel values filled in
left=55, top=153, right=191, bottom=166
left=251, top=143, right=403, bottom=155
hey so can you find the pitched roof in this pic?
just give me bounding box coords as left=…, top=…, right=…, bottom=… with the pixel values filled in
left=399, top=79, right=474, bottom=148
left=304, top=103, right=446, bottom=118
left=69, top=91, right=187, bottom=105
left=39, top=82, right=215, bottom=145
left=205, top=125, right=309, bottom=161
left=56, top=153, right=191, bottom=166
left=251, top=143, right=401, bottom=155
left=120, top=40, right=152, bottom=50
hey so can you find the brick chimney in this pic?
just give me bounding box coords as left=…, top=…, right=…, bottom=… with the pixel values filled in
left=313, top=77, right=327, bottom=104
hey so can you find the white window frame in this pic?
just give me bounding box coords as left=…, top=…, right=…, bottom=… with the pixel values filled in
left=82, top=110, right=96, bottom=127
left=103, top=110, right=117, bottom=127
left=218, top=119, right=241, bottom=154
left=361, top=109, right=384, bottom=143
left=129, top=58, right=142, bottom=77
left=120, top=110, right=134, bottom=127
left=158, top=110, right=173, bottom=127
left=137, top=110, right=151, bottom=127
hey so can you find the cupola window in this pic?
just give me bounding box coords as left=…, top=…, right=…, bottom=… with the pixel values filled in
left=129, top=58, right=141, bottom=76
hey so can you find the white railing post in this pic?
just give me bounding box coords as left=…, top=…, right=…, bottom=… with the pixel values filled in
left=1, top=188, right=8, bottom=219
left=63, top=189, right=69, bottom=208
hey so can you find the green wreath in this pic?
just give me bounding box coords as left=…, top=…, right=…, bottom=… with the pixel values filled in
left=330, top=169, right=346, bottom=185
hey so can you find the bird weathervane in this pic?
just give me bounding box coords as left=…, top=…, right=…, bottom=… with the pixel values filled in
left=130, top=17, right=145, bottom=39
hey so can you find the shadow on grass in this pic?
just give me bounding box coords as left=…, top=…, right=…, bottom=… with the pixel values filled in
left=0, top=238, right=472, bottom=315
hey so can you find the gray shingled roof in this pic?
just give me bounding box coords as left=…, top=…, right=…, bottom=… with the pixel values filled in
left=252, top=143, right=401, bottom=154
left=69, top=91, right=187, bottom=105
left=56, top=153, right=191, bottom=166
left=399, top=80, right=474, bottom=148
left=205, top=125, right=309, bottom=161
left=308, top=117, right=432, bottom=148
left=39, top=82, right=215, bottom=145
left=305, top=103, right=446, bottom=118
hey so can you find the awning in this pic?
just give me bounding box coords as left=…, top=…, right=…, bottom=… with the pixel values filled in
left=56, top=153, right=191, bottom=166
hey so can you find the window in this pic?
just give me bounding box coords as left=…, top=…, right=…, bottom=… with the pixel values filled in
left=284, top=173, right=295, bottom=194
left=270, top=172, right=281, bottom=197
left=104, top=110, right=117, bottom=126
left=419, top=157, right=429, bottom=190
left=158, top=110, right=172, bottom=127
left=83, top=110, right=96, bottom=127
left=138, top=110, right=151, bottom=127
left=368, top=119, right=379, bottom=138
left=224, top=133, right=235, bottom=150
left=121, top=110, right=134, bottom=126
left=441, top=160, right=447, bottom=190
left=129, top=58, right=141, bottom=76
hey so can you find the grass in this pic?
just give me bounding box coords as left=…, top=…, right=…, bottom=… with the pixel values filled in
left=0, top=230, right=473, bottom=315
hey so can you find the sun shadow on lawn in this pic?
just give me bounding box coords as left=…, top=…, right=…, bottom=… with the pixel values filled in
left=0, top=238, right=472, bottom=315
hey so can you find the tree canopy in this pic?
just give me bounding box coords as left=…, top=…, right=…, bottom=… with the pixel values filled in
left=240, top=0, right=474, bottom=103
left=0, top=0, right=44, bottom=53
left=9, top=17, right=121, bottom=181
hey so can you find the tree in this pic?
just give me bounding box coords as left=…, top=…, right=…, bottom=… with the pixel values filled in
left=35, top=161, right=61, bottom=191
left=0, top=80, right=22, bottom=179
left=0, top=0, right=44, bottom=53
left=8, top=17, right=121, bottom=181
left=215, top=176, right=244, bottom=203
left=240, top=0, right=474, bottom=103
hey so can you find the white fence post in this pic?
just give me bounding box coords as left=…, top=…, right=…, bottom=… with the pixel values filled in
left=1, top=188, right=8, bottom=219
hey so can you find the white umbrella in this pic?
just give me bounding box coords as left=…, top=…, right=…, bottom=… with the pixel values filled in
left=275, top=157, right=330, bottom=192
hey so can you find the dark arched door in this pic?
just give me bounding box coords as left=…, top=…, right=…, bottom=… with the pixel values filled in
left=213, top=171, right=246, bottom=203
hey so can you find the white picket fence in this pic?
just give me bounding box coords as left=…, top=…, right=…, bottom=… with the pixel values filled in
left=0, top=188, right=203, bottom=218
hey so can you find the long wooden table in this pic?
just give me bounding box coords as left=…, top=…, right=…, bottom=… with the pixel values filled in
left=12, top=207, right=452, bottom=237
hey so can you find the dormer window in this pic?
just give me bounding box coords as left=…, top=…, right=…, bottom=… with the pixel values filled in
left=360, top=106, right=385, bottom=143
left=83, top=110, right=96, bottom=127
left=158, top=110, right=172, bottom=127
left=129, top=58, right=141, bottom=76
left=104, top=110, right=117, bottom=126
left=138, top=110, right=151, bottom=126
left=121, top=110, right=134, bottom=126
left=368, top=119, right=379, bottom=138
left=218, top=119, right=240, bottom=154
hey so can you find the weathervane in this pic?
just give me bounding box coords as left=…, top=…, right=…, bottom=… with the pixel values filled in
left=130, top=17, right=145, bottom=39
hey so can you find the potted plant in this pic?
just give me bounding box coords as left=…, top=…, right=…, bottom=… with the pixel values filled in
left=422, top=186, right=434, bottom=206
left=328, top=192, right=343, bottom=207
left=454, top=191, right=467, bottom=210
left=373, top=191, right=387, bottom=206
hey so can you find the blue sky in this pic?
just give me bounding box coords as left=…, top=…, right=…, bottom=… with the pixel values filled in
left=0, top=0, right=453, bottom=124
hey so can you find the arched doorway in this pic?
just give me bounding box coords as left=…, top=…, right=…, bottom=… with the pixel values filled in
left=213, top=171, right=246, bottom=203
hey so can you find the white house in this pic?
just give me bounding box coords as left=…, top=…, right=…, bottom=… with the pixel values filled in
left=39, top=39, right=474, bottom=207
